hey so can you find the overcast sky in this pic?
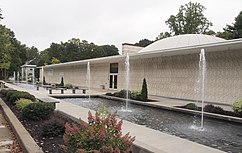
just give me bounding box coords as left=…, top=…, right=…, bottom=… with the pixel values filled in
left=0, top=0, right=242, bottom=52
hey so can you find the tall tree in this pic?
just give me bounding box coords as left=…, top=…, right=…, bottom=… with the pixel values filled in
left=166, top=2, right=213, bottom=35
left=134, top=39, right=153, bottom=47
left=156, top=32, right=171, bottom=40
left=217, top=11, right=242, bottom=39
left=0, top=8, right=3, bottom=20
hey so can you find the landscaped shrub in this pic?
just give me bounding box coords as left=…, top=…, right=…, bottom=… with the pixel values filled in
left=61, top=111, right=135, bottom=153
left=60, top=77, right=64, bottom=87
left=184, top=103, right=198, bottom=110
left=204, top=104, right=225, bottom=114
left=105, top=92, right=113, bottom=96
left=16, top=98, right=33, bottom=111
left=6, top=90, right=18, bottom=101
left=232, top=100, right=242, bottom=116
left=140, top=78, right=148, bottom=101
left=113, top=89, right=132, bottom=99
left=43, top=76, right=47, bottom=85
left=42, top=116, right=65, bottom=137
left=22, top=102, right=55, bottom=121
left=8, top=91, right=35, bottom=104
left=64, top=83, right=73, bottom=89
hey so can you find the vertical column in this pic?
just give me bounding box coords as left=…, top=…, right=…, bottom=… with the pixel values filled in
left=13, top=71, right=16, bottom=82
left=25, top=68, right=28, bottom=82
left=21, top=68, right=24, bottom=81
left=42, top=67, right=44, bottom=83
left=17, top=71, right=19, bottom=82
left=32, top=68, right=35, bottom=84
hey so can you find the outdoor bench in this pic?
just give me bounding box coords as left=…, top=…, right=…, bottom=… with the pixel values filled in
left=37, top=97, right=59, bottom=108
left=72, top=86, right=88, bottom=94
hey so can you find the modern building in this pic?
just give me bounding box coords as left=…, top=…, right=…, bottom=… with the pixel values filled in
left=40, top=34, right=242, bottom=105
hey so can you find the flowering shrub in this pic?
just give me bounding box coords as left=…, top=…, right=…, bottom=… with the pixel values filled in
left=62, top=111, right=135, bottom=153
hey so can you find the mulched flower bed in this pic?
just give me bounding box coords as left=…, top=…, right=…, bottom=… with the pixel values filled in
left=0, top=95, right=71, bottom=153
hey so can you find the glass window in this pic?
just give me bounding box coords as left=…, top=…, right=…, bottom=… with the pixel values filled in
left=110, top=63, right=118, bottom=73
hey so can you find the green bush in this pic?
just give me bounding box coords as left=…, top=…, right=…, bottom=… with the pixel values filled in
left=8, top=91, right=35, bottom=104
left=42, top=116, right=65, bottom=137
left=185, top=103, right=198, bottom=110
left=6, top=90, right=18, bottom=101
left=113, top=89, right=132, bottom=98
left=140, top=78, right=148, bottom=101
left=22, top=103, right=55, bottom=121
left=204, top=104, right=224, bottom=114
left=60, top=77, right=64, bottom=87
left=232, top=100, right=242, bottom=116
left=105, top=92, right=113, bottom=96
left=61, top=111, right=135, bottom=152
left=64, top=83, right=73, bottom=89
left=16, top=98, right=33, bottom=111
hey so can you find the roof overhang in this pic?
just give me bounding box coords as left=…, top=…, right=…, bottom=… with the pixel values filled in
left=43, top=38, right=242, bottom=69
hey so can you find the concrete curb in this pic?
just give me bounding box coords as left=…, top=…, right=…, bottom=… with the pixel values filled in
left=0, top=98, right=43, bottom=153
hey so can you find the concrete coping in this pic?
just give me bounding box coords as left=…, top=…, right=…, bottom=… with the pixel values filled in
left=0, top=99, right=43, bottom=153
left=99, top=95, right=242, bottom=124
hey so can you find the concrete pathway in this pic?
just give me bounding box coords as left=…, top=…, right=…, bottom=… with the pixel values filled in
left=4, top=82, right=226, bottom=153
left=0, top=109, right=13, bottom=152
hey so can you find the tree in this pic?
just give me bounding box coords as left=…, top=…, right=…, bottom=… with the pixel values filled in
left=51, top=57, right=60, bottom=64
left=140, top=78, right=148, bottom=101
left=217, top=11, right=242, bottom=39
left=134, top=39, right=153, bottom=47
left=156, top=32, right=171, bottom=40
left=166, top=2, right=213, bottom=35
left=0, top=8, right=3, bottom=20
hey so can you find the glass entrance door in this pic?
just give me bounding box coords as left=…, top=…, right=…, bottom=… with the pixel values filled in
left=109, top=74, right=117, bottom=89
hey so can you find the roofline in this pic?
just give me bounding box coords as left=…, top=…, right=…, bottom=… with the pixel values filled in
left=43, top=38, right=242, bottom=69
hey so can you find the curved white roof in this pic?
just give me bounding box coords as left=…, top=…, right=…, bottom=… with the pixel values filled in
left=139, top=34, right=226, bottom=53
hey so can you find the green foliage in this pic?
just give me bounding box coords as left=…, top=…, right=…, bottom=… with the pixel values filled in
left=43, top=76, right=47, bottom=85
left=51, top=57, right=60, bottom=64
left=42, top=116, right=65, bottom=137
left=0, top=8, right=3, bottom=20
left=217, top=11, right=242, bottom=39
left=62, top=111, right=135, bottom=152
left=22, top=102, right=55, bottom=121
left=7, top=90, right=35, bottom=104
left=204, top=104, right=224, bottom=114
left=37, top=39, right=119, bottom=66
left=156, top=32, right=171, bottom=40
left=134, top=39, right=153, bottom=47
left=232, top=100, right=242, bottom=116
left=15, top=98, right=33, bottom=111
left=140, top=78, right=148, bottom=101
left=60, top=77, right=64, bottom=87
left=184, top=103, right=197, bottom=110
left=166, top=2, right=212, bottom=35
left=113, top=89, right=132, bottom=99
left=0, top=24, right=38, bottom=79
left=64, top=83, right=73, bottom=89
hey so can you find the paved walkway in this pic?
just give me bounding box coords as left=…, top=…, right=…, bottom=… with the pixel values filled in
left=0, top=109, right=14, bottom=152
left=3, top=82, right=226, bottom=153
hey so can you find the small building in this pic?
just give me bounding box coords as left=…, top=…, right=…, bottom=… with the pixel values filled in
left=21, top=64, right=36, bottom=83
left=40, top=34, right=242, bottom=105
